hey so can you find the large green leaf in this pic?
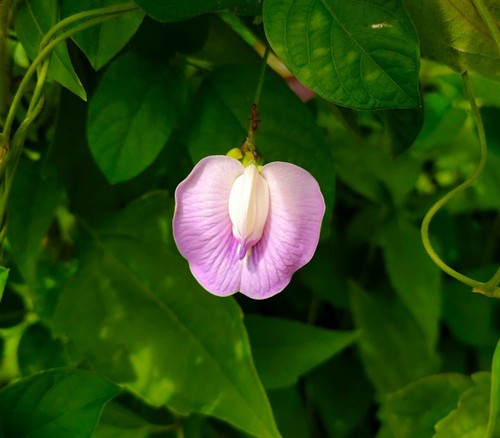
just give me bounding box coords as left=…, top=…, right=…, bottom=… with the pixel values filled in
left=351, top=285, right=440, bottom=395
left=87, top=51, right=185, bottom=183
left=52, top=193, right=280, bottom=438
left=246, top=315, right=358, bottom=389
left=132, top=0, right=261, bottom=22
left=434, top=372, right=492, bottom=438
left=486, top=339, right=500, bottom=438
left=403, top=0, right=500, bottom=78
left=380, top=217, right=441, bottom=349
left=0, top=368, right=120, bottom=438
left=380, top=374, right=473, bottom=438
left=14, top=0, right=86, bottom=99
left=61, top=0, right=145, bottom=70
left=263, top=0, right=420, bottom=109
left=186, top=65, right=335, bottom=230
left=268, top=386, right=310, bottom=438
left=7, top=158, right=62, bottom=284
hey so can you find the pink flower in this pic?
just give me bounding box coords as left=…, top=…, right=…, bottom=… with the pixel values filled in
left=173, top=156, right=325, bottom=299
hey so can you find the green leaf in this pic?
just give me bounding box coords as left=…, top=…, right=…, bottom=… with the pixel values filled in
left=14, top=0, right=86, bottom=99
left=268, top=386, right=311, bottom=438
left=87, top=51, right=185, bottom=183
left=486, top=339, right=500, bottom=438
left=351, top=284, right=440, bottom=395
left=434, top=372, right=491, bottom=438
left=403, top=0, right=500, bottom=78
left=246, top=315, right=358, bottom=389
left=186, top=65, right=335, bottom=230
left=7, top=158, right=62, bottom=284
left=0, top=368, right=120, bottom=438
left=132, top=0, right=261, bottom=22
left=377, top=107, right=424, bottom=156
left=52, top=193, right=280, bottom=438
left=17, top=322, right=68, bottom=376
left=380, top=217, right=441, bottom=349
left=380, top=373, right=474, bottom=438
left=263, top=0, right=421, bottom=109
left=0, top=267, right=8, bottom=303
left=61, top=0, right=145, bottom=70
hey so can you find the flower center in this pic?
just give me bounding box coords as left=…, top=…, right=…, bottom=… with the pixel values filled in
left=228, top=163, right=270, bottom=260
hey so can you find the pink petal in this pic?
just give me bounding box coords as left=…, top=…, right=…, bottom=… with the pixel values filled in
left=173, top=156, right=244, bottom=296
left=240, top=162, right=325, bottom=299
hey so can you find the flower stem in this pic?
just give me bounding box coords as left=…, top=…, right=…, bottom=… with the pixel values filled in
left=421, top=71, right=500, bottom=297
left=247, top=44, right=270, bottom=143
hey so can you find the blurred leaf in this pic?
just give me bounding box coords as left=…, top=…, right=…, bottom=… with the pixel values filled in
left=306, top=354, right=373, bottom=438
left=351, top=284, right=440, bottom=395
left=94, top=401, right=168, bottom=438
left=132, top=0, right=261, bottom=22
left=245, top=315, right=358, bottom=389
left=403, top=0, right=500, bottom=78
left=434, top=372, right=491, bottom=438
left=268, top=386, right=311, bottom=438
left=0, top=368, right=120, bottom=438
left=186, top=65, right=335, bottom=230
left=52, top=193, right=280, bottom=438
left=263, top=0, right=420, bottom=109
left=7, top=158, right=62, bottom=284
left=14, top=0, right=86, bottom=99
left=377, top=107, right=424, bottom=156
left=0, top=267, right=8, bottom=302
left=87, top=51, right=185, bottom=184
left=0, top=287, right=25, bottom=328
left=17, top=322, right=68, bottom=376
left=380, top=218, right=441, bottom=348
left=380, top=373, right=473, bottom=438
left=61, top=0, right=145, bottom=70
left=486, top=339, right=500, bottom=438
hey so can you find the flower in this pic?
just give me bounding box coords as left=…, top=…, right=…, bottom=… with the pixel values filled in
left=173, top=155, right=325, bottom=299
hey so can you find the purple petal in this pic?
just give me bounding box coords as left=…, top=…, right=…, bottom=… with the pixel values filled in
left=173, top=156, right=244, bottom=296
left=240, top=162, right=325, bottom=299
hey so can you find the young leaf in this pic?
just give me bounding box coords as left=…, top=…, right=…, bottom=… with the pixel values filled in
left=434, top=372, right=491, bottom=438
left=403, top=0, right=500, bottom=79
left=87, top=51, right=185, bottom=184
left=132, top=0, right=261, bottom=22
left=0, top=368, right=120, bottom=438
left=246, top=315, right=358, bottom=389
left=14, top=0, right=86, bottom=99
left=52, top=193, right=281, bottom=438
left=263, top=0, right=421, bottom=109
left=186, top=65, right=335, bottom=231
left=380, top=373, right=473, bottom=438
left=61, top=0, right=145, bottom=70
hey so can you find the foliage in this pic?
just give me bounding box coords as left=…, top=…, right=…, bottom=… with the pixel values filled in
left=0, top=0, right=499, bottom=436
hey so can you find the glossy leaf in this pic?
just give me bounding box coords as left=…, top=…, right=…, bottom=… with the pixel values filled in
left=246, top=315, right=358, bottom=389
left=351, top=285, right=440, bottom=395
left=186, top=65, right=335, bottom=231
left=434, top=372, right=491, bottom=438
left=264, top=0, right=421, bottom=109
left=381, top=373, right=473, bottom=438
left=52, top=193, right=280, bottom=438
left=403, top=0, right=500, bottom=78
left=381, top=218, right=441, bottom=349
left=14, top=0, right=86, bottom=99
left=0, top=368, right=120, bottom=438
left=132, top=0, right=261, bottom=22
left=87, top=51, right=185, bottom=183
left=61, top=0, right=145, bottom=70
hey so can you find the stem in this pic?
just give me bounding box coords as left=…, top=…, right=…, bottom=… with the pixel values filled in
left=2, top=4, right=137, bottom=140
left=421, top=71, right=500, bottom=296
left=471, top=0, right=500, bottom=56
left=247, top=45, right=270, bottom=142
left=0, top=0, right=16, bottom=117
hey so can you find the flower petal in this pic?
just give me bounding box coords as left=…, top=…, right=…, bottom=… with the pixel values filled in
left=173, top=156, right=244, bottom=296
left=240, top=162, right=325, bottom=299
